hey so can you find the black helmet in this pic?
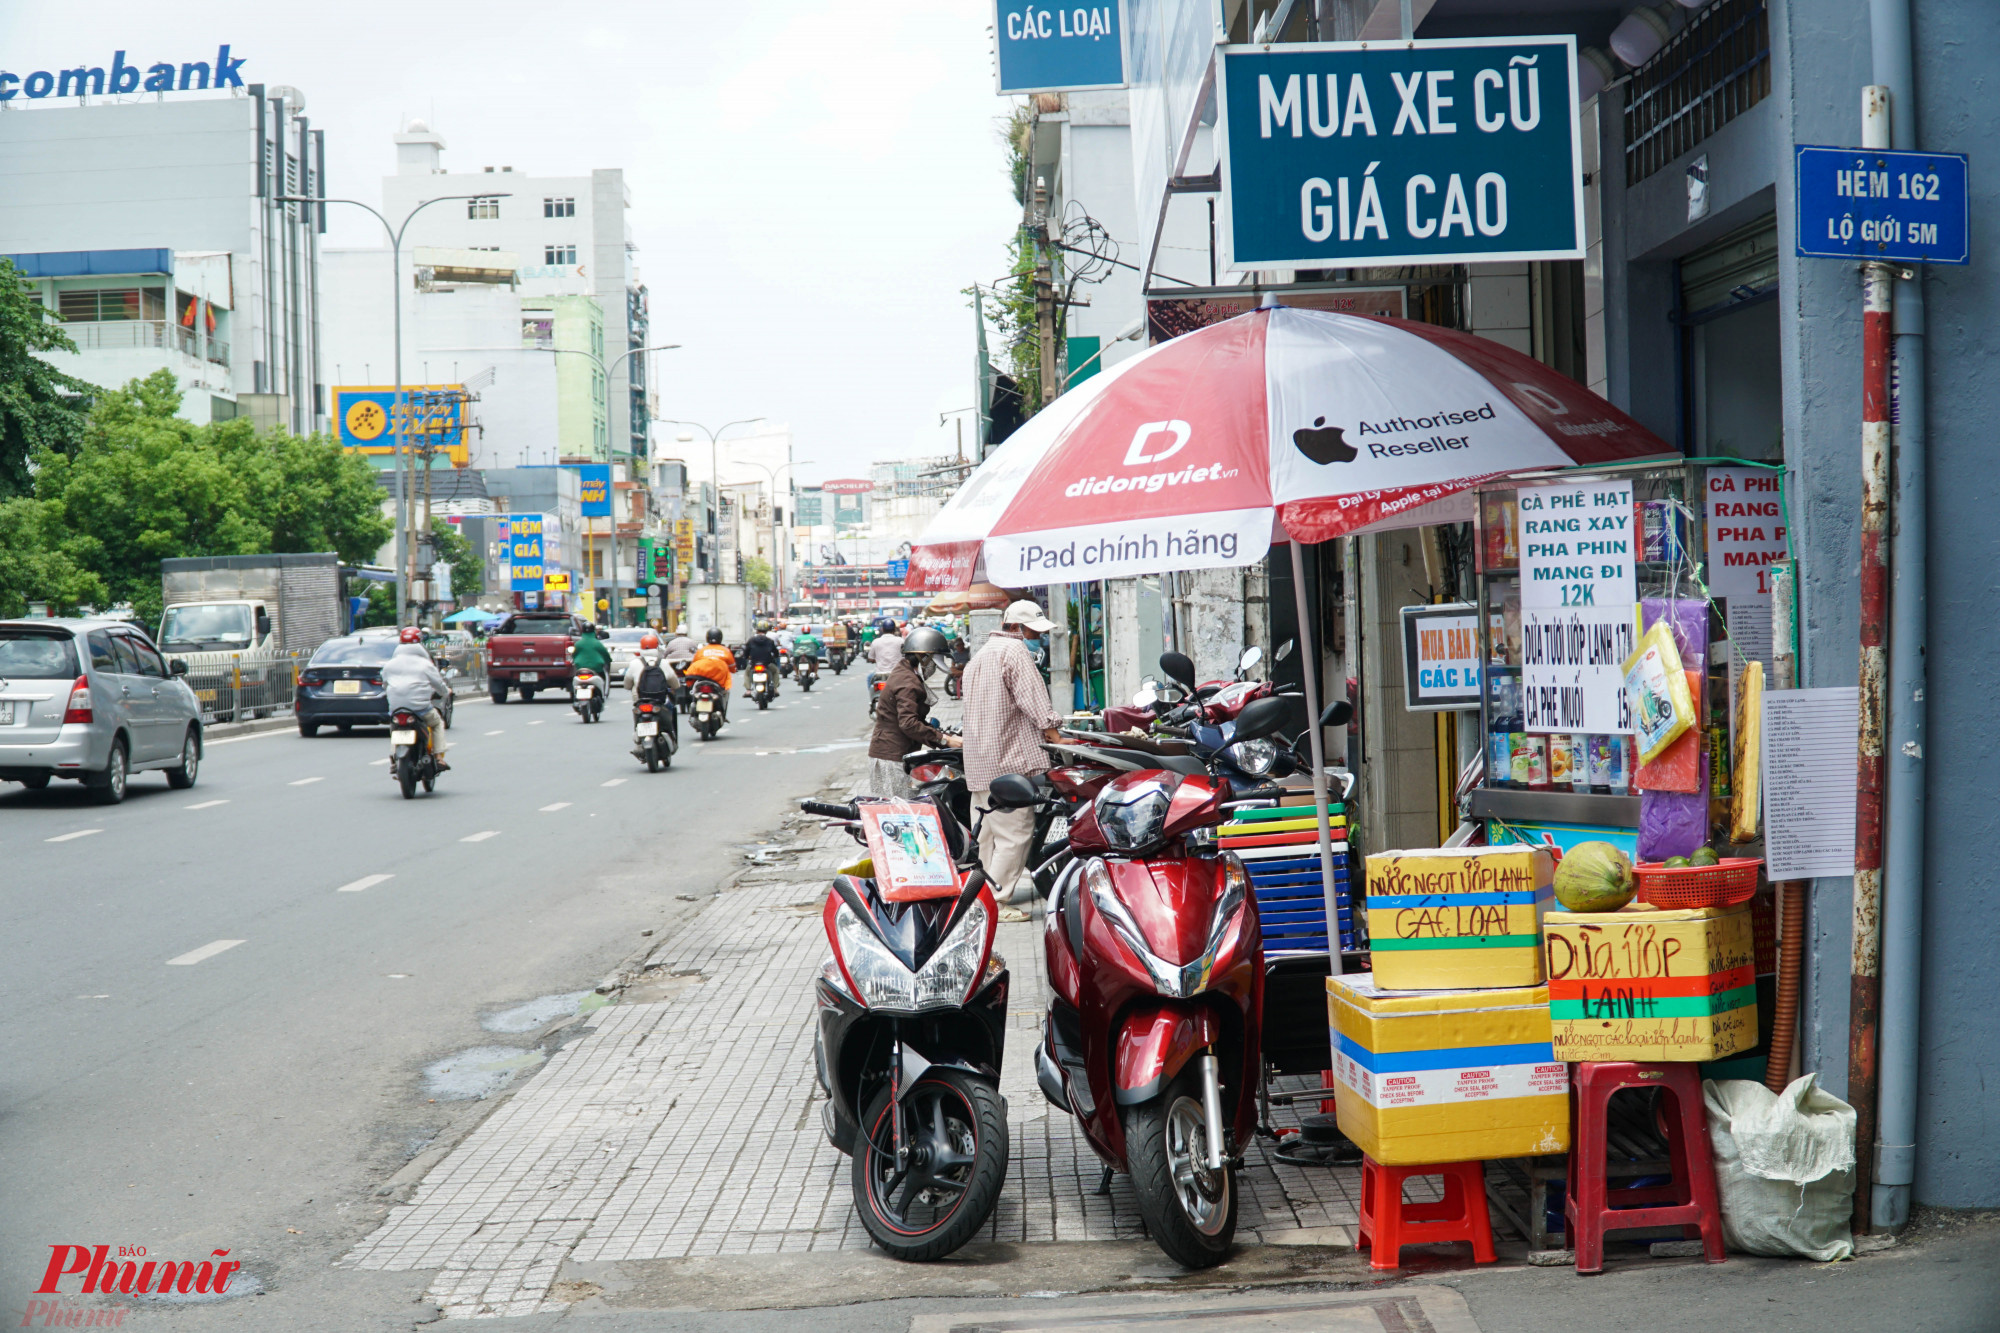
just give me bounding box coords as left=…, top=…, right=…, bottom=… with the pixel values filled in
left=706, top=628, right=724, bottom=644
left=902, top=626, right=950, bottom=659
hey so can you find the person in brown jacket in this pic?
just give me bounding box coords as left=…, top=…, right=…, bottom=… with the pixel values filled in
left=867, top=626, right=959, bottom=797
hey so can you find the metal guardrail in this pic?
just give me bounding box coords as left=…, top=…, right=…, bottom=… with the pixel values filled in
left=184, top=646, right=491, bottom=725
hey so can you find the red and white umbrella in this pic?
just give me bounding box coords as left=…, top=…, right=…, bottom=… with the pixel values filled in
left=913, top=307, right=1670, bottom=589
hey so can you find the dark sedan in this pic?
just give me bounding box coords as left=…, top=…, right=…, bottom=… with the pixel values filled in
left=295, top=633, right=454, bottom=737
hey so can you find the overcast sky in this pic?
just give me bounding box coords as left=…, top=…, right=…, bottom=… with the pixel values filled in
left=0, top=0, right=1023, bottom=486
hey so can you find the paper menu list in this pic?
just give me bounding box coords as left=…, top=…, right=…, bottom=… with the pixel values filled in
left=1761, top=688, right=1859, bottom=881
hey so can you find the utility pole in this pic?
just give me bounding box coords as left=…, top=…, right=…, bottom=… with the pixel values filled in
left=1031, top=176, right=1059, bottom=411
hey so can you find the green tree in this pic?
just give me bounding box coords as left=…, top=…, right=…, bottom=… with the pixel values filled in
left=227, top=425, right=393, bottom=565
left=0, top=496, right=106, bottom=618
left=742, top=556, right=773, bottom=592
left=0, top=257, right=97, bottom=498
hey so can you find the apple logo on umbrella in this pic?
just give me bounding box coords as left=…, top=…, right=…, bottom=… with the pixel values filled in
left=1293, top=416, right=1357, bottom=465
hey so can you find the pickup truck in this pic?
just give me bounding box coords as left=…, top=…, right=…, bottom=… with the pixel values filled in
left=486, top=612, right=591, bottom=703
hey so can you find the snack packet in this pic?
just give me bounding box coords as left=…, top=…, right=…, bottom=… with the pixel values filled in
left=1624, top=618, right=1695, bottom=766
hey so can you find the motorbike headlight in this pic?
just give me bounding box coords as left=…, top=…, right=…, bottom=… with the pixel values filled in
left=912, top=900, right=990, bottom=1009
left=1083, top=855, right=1248, bottom=999
left=1092, top=776, right=1179, bottom=852
left=832, top=903, right=916, bottom=1010
left=1225, top=738, right=1278, bottom=776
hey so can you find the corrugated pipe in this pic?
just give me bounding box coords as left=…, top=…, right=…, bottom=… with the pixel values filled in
left=1871, top=0, right=1927, bottom=1235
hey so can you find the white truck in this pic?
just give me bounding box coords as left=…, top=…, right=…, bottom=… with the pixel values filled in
left=683, top=582, right=753, bottom=655
left=158, top=553, right=350, bottom=721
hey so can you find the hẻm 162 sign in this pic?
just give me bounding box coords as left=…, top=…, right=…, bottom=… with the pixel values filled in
left=1215, top=37, right=1583, bottom=270
left=994, top=0, right=1126, bottom=94
left=1794, top=145, right=1969, bottom=265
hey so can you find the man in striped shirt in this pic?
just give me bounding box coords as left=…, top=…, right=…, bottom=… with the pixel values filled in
left=962, top=600, right=1061, bottom=904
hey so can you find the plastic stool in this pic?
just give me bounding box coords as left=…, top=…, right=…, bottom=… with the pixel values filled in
left=1566, top=1061, right=1726, bottom=1274
left=1357, top=1156, right=1497, bottom=1271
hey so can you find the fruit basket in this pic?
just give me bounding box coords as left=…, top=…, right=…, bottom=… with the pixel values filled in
left=1632, top=857, right=1762, bottom=909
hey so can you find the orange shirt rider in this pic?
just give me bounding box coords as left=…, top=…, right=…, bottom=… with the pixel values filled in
left=683, top=642, right=736, bottom=691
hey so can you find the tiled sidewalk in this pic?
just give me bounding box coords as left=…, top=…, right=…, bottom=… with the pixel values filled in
left=343, top=825, right=1362, bottom=1318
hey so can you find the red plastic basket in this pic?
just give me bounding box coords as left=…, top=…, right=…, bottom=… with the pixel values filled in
left=1632, top=857, right=1762, bottom=909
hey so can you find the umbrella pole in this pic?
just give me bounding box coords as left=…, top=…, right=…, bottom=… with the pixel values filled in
left=1287, top=541, right=1342, bottom=974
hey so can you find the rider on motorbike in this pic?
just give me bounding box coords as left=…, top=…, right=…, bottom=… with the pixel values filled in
left=793, top=624, right=825, bottom=664
left=572, top=622, right=612, bottom=686
left=384, top=627, right=451, bottom=770
left=683, top=628, right=736, bottom=720
left=663, top=625, right=700, bottom=664
left=867, top=625, right=959, bottom=798
left=624, top=631, right=681, bottom=752
left=742, top=621, right=781, bottom=698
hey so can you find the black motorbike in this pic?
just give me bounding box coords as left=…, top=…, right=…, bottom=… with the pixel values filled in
left=803, top=773, right=1041, bottom=1261
left=390, top=708, right=441, bottom=799
left=632, top=693, right=677, bottom=772
left=796, top=654, right=820, bottom=692
left=688, top=677, right=727, bottom=740
left=748, top=663, right=777, bottom=710
left=828, top=644, right=850, bottom=674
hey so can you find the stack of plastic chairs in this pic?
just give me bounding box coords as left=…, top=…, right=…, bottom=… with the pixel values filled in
left=1216, top=798, right=1352, bottom=955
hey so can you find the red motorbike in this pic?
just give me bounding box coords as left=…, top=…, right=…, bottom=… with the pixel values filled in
left=1035, top=693, right=1296, bottom=1267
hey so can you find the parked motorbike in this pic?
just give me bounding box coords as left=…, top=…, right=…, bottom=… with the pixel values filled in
left=868, top=672, right=887, bottom=716
left=632, top=691, right=677, bottom=771
left=571, top=668, right=605, bottom=723
left=688, top=677, right=727, bottom=740
left=1035, top=693, right=1303, bottom=1268
left=803, top=773, right=1042, bottom=1260
left=796, top=654, right=820, bottom=692
left=389, top=708, right=442, bottom=799
left=749, top=664, right=777, bottom=710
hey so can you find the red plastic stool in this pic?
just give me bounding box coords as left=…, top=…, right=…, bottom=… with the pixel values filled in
left=1565, top=1061, right=1726, bottom=1274
left=1357, top=1156, right=1497, bottom=1270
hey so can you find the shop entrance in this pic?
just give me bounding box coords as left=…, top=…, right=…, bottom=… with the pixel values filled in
left=1681, top=218, right=1782, bottom=461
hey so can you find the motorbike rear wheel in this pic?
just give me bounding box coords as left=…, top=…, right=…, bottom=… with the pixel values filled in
left=1123, top=1064, right=1237, bottom=1268
left=644, top=738, right=659, bottom=772
left=852, top=1068, right=1007, bottom=1262
left=397, top=753, right=419, bottom=800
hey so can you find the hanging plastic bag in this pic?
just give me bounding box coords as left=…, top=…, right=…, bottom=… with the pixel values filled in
left=1704, top=1075, right=1856, bottom=1261
left=1638, top=751, right=1710, bottom=861
left=1635, top=671, right=1706, bottom=793
left=1624, top=619, right=1696, bottom=766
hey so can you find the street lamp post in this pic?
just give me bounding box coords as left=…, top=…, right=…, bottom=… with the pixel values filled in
left=280, top=192, right=508, bottom=626
left=538, top=343, right=680, bottom=623
left=733, top=457, right=810, bottom=614
left=666, top=418, right=767, bottom=588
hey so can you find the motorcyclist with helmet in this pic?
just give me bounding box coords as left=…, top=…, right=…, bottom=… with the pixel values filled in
left=682, top=627, right=736, bottom=723
left=742, top=620, right=782, bottom=699
left=866, top=625, right=959, bottom=798
left=623, top=631, right=682, bottom=755
left=571, top=622, right=612, bottom=680
left=384, top=626, right=451, bottom=770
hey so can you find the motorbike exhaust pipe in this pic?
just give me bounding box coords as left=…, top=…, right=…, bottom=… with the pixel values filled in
left=1199, top=1053, right=1226, bottom=1171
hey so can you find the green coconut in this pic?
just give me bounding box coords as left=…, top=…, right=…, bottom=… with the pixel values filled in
left=1553, top=841, right=1637, bottom=913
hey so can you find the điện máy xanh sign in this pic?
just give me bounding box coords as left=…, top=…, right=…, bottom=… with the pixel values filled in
left=1215, top=37, right=1584, bottom=271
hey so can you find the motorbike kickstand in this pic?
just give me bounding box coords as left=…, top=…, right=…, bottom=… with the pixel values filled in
left=1093, top=1165, right=1113, bottom=1196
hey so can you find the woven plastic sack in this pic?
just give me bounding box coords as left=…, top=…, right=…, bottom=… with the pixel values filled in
left=1704, top=1075, right=1856, bottom=1261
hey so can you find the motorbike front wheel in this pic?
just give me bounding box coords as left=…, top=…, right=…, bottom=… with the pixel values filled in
left=853, top=1068, right=1008, bottom=1262
left=397, top=753, right=419, bottom=800
left=757, top=695, right=770, bottom=711
left=1123, top=1064, right=1237, bottom=1268
left=644, top=737, right=659, bottom=772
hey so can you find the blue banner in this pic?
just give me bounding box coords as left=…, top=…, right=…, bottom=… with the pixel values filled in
left=575, top=464, right=612, bottom=517
left=508, top=515, right=547, bottom=593
left=994, top=0, right=1126, bottom=94
left=1217, top=39, right=1583, bottom=270
left=1794, top=145, right=1969, bottom=265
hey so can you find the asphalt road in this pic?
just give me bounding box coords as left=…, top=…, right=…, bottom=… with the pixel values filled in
left=0, top=665, right=874, bottom=1326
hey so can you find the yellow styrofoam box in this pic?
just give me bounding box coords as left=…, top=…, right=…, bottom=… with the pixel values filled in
left=1364, top=846, right=1555, bottom=991
left=1543, top=902, right=1757, bottom=1063
left=1327, top=973, right=1569, bottom=1165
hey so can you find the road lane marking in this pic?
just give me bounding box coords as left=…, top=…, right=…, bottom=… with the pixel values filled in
left=337, top=874, right=394, bottom=893
left=289, top=777, right=324, bottom=787
left=369, top=758, right=389, bottom=766
left=185, top=799, right=229, bottom=810
left=540, top=802, right=572, bottom=812
left=461, top=830, right=500, bottom=842
left=46, top=829, right=103, bottom=842
left=528, top=720, right=544, bottom=726
left=485, top=729, right=504, bottom=736
left=600, top=778, right=627, bottom=788
left=166, top=940, right=245, bottom=966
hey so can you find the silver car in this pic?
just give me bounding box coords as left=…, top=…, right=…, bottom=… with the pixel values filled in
left=0, top=618, right=203, bottom=803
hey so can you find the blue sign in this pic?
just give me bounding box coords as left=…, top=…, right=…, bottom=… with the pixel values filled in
left=575, top=464, right=612, bottom=517
left=994, top=1, right=1126, bottom=95
left=508, top=515, right=547, bottom=593
left=1794, top=145, right=1969, bottom=265
left=0, top=47, right=246, bottom=100
left=887, top=558, right=910, bottom=582
left=1216, top=39, right=1584, bottom=270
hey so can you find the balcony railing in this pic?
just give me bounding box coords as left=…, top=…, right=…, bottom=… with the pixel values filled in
left=62, top=319, right=230, bottom=368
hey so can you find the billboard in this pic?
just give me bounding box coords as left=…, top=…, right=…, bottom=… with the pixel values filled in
left=994, top=0, right=1126, bottom=94
left=574, top=464, right=612, bottom=517
left=819, top=478, right=876, bottom=494
left=332, top=385, right=470, bottom=466
left=1216, top=38, right=1584, bottom=270
left=508, top=514, right=553, bottom=593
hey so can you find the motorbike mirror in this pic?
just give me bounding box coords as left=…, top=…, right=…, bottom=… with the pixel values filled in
left=1320, top=698, right=1355, bottom=728
left=987, top=773, right=1040, bottom=811
left=1274, top=639, right=1294, bottom=663
left=1158, top=651, right=1197, bottom=690
left=1239, top=645, right=1264, bottom=674
left=1232, top=695, right=1296, bottom=744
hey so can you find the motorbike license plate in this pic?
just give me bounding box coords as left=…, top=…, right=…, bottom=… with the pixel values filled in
left=333, top=680, right=361, bottom=695
left=695, top=700, right=714, bottom=713
left=635, top=721, right=659, bottom=736
left=519, top=671, right=539, bottom=682
left=391, top=729, right=418, bottom=745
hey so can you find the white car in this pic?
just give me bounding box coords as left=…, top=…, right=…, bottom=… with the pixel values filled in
left=604, top=628, right=650, bottom=686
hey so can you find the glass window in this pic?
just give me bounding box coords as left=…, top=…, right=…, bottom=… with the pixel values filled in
left=309, top=636, right=399, bottom=666
left=85, top=631, right=116, bottom=674
left=108, top=633, right=144, bottom=675
left=159, top=603, right=255, bottom=650
left=467, top=197, right=502, bottom=219
left=543, top=197, right=575, bottom=218
left=544, top=244, right=577, bottom=265
left=126, top=636, right=170, bottom=679
left=0, top=630, right=80, bottom=679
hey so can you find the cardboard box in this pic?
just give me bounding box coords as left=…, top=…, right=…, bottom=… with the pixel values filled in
left=1364, top=846, right=1554, bottom=990
left=1543, top=902, right=1757, bottom=1062
left=1327, top=973, right=1569, bottom=1165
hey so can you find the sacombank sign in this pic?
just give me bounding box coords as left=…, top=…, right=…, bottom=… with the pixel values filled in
left=0, top=46, right=248, bottom=101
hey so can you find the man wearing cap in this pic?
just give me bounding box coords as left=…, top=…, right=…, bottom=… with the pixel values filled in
left=962, top=599, right=1062, bottom=906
